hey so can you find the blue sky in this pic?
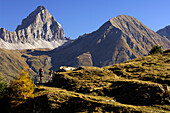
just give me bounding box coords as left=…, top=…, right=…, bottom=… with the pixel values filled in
left=0, top=0, right=170, bottom=39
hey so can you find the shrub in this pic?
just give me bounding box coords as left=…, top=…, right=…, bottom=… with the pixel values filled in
left=10, top=67, right=35, bottom=106
left=149, top=45, right=162, bottom=55
left=0, top=75, right=8, bottom=99
left=0, top=75, right=10, bottom=112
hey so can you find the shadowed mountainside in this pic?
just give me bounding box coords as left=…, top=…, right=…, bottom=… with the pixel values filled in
left=51, top=15, right=170, bottom=69
left=157, top=25, right=170, bottom=40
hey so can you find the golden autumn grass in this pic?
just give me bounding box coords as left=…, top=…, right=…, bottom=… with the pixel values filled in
left=22, top=50, right=169, bottom=113
left=105, top=50, right=170, bottom=85
left=31, top=85, right=169, bottom=113
left=4, top=49, right=170, bottom=112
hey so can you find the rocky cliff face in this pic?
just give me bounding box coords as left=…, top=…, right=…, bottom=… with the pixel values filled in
left=51, top=15, right=170, bottom=69
left=0, top=6, right=70, bottom=50
left=157, top=25, right=170, bottom=40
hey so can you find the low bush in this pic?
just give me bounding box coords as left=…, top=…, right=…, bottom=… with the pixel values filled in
left=0, top=75, right=8, bottom=99
left=0, top=75, right=9, bottom=111
left=149, top=45, right=162, bottom=55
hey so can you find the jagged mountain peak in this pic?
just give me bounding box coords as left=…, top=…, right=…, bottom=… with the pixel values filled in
left=37, top=5, right=46, bottom=10
left=16, top=5, right=55, bottom=31
left=12, top=5, right=65, bottom=41
left=30, top=5, right=47, bottom=16
left=0, top=6, right=70, bottom=50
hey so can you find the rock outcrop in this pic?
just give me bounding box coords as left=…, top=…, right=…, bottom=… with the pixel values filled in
left=157, top=25, right=170, bottom=40
left=0, top=6, right=70, bottom=50
left=51, top=15, right=170, bottom=69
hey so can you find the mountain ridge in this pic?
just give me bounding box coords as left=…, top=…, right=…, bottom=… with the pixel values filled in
left=51, top=15, right=170, bottom=69
left=109, top=15, right=169, bottom=51
left=157, top=25, right=170, bottom=40
left=0, top=5, right=70, bottom=50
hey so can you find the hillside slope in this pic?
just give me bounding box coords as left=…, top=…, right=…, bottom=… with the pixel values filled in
left=9, top=50, right=170, bottom=113
left=0, top=48, right=53, bottom=82
left=105, top=50, right=170, bottom=85
left=0, top=48, right=34, bottom=82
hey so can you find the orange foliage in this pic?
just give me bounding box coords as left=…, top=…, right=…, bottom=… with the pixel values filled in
left=10, top=67, right=35, bottom=106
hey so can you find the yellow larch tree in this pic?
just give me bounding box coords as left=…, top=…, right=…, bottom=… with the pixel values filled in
left=10, top=66, right=35, bottom=106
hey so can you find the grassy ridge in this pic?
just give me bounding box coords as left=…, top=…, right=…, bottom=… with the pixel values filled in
left=105, top=50, right=170, bottom=85
left=10, top=86, right=170, bottom=113
left=1, top=49, right=170, bottom=112
left=26, top=50, right=169, bottom=112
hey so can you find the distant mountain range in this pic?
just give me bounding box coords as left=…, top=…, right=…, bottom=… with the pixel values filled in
left=157, top=25, right=170, bottom=40
left=0, top=6, right=70, bottom=50
left=0, top=6, right=170, bottom=81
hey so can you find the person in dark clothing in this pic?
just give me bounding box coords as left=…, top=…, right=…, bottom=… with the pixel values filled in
left=39, top=68, right=44, bottom=84
left=49, top=70, right=53, bottom=83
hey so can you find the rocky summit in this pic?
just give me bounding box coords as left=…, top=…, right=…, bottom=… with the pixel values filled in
left=0, top=6, right=70, bottom=50
left=157, top=25, right=170, bottom=40
left=51, top=15, right=170, bottom=69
